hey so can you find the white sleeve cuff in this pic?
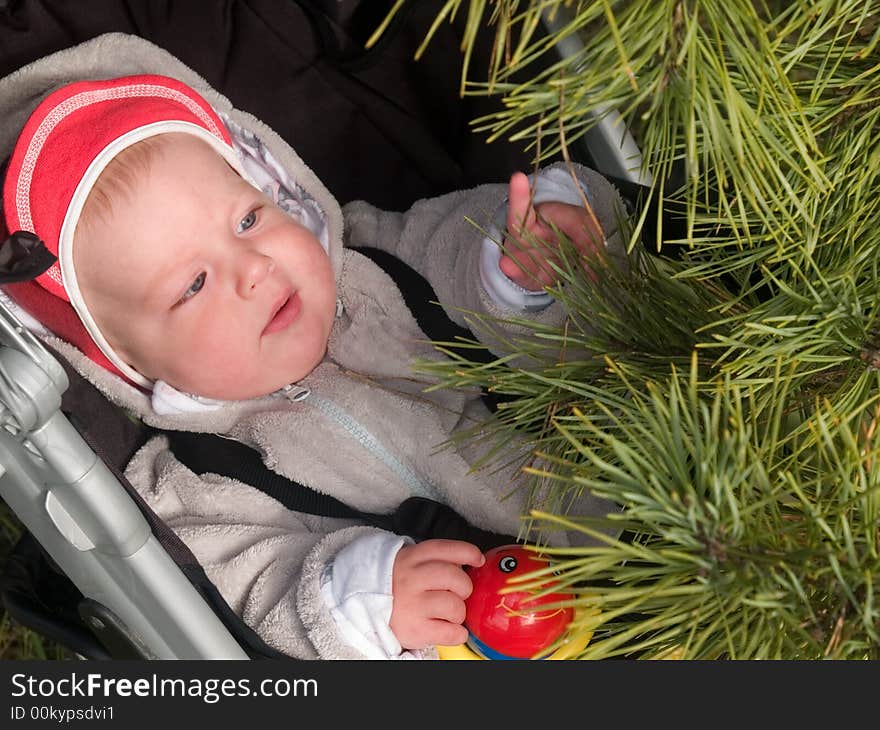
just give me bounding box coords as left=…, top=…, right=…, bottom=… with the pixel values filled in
left=479, top=168, right=597, bottom=312
left=320, top=532, right=419, bottom=660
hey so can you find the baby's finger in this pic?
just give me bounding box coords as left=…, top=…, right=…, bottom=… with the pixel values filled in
left=498, top=253, right=526, bottom=283
left=499, top=250, right=559, bottom=291
left=537, top=201, right=605, bottom=256
left=404, top=561, right=474, bottom=599
left=422, top=618, right=469, bottom=648
left=422, top=590, right=468, bottom=625
left=570, top=221, right=605, bottom=257
left=507, top=172, right=536, bottom=234
left=409, top=539, right=485, bottom=569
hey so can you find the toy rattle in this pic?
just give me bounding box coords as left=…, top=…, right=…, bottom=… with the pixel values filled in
left=437, top=544, right=593, bottom=660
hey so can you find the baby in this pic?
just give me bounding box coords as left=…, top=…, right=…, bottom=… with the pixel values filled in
left=0, top=35, right=626, bottom=658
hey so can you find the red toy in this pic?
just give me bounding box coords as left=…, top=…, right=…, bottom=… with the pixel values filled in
left=464, top=544, right=574, bottom=659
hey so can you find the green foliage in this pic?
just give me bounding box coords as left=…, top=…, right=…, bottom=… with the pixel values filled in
left=532, top=361, right=880, bottom=659
left=399, top=1, right=880, bottom=657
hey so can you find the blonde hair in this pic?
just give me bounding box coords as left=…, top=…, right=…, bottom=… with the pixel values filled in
left=77, top=134, right=172, bottom=234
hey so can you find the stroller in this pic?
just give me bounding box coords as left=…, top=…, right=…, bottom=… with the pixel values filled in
left=0, top=0, right=649, bottom=660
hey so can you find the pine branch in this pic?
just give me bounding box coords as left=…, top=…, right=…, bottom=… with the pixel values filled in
left=379, top=1, right=880, bottom=658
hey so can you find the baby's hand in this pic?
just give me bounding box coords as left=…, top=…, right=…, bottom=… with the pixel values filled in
left=500, top=171, right=605, bottom=291
left=389, top=539, right=485, bottom=650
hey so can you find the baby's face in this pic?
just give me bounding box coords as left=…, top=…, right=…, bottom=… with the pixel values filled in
left=74, top=133, right=337, bottom=400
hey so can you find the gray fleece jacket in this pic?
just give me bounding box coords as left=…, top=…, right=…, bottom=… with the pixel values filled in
left=0, top=34, right=628, bottom=659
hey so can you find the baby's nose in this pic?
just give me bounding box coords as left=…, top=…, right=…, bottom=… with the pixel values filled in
left=237, top=251, right=274, bottom=296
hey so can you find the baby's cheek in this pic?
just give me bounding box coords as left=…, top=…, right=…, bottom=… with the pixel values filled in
left=163, top=330, right=251, bottom=397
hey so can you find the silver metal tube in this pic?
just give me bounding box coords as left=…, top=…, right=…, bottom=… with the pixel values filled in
left=541, top=6, right=652, bottom=186
left=0, top=301, right=249, bottom=658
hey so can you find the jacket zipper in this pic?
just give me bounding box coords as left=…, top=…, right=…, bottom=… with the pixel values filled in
left=280, top=384, right=438, bottom=501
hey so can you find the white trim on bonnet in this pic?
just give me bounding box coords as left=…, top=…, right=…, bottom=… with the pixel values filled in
left=57, top=120, right=254, bottom=389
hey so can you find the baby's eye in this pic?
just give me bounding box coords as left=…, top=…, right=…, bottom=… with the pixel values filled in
left=237, top=210, right=258, bottom=233
left=179, top=272, right=206, bottom=304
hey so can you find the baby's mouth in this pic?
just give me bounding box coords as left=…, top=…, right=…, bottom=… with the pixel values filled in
left=263, top=292, right=302, bottom=335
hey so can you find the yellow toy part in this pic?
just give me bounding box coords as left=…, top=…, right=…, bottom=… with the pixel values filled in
left=437, top=606, right=598, bottom=660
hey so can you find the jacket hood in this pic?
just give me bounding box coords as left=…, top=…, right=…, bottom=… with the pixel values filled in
left=0, top=33, right=345, bottom=271
left=0, top=33, right=347, bottom=424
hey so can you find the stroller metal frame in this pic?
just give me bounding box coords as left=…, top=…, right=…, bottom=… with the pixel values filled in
left=0, top=7, right=645, bottom=660
left=541, top=9, right=650, bottom=189
left=0, top=306, right=248, bottom=658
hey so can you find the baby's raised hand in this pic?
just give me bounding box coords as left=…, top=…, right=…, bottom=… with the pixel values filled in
left=389, top=539, right=485, bottom=650
left=500, top=171, right=605, bottom=291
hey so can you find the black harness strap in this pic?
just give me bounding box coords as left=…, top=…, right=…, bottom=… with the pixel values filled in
left=168, top=430, right=360, bottom=521
left=166, top=430, right=515, bottom=552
